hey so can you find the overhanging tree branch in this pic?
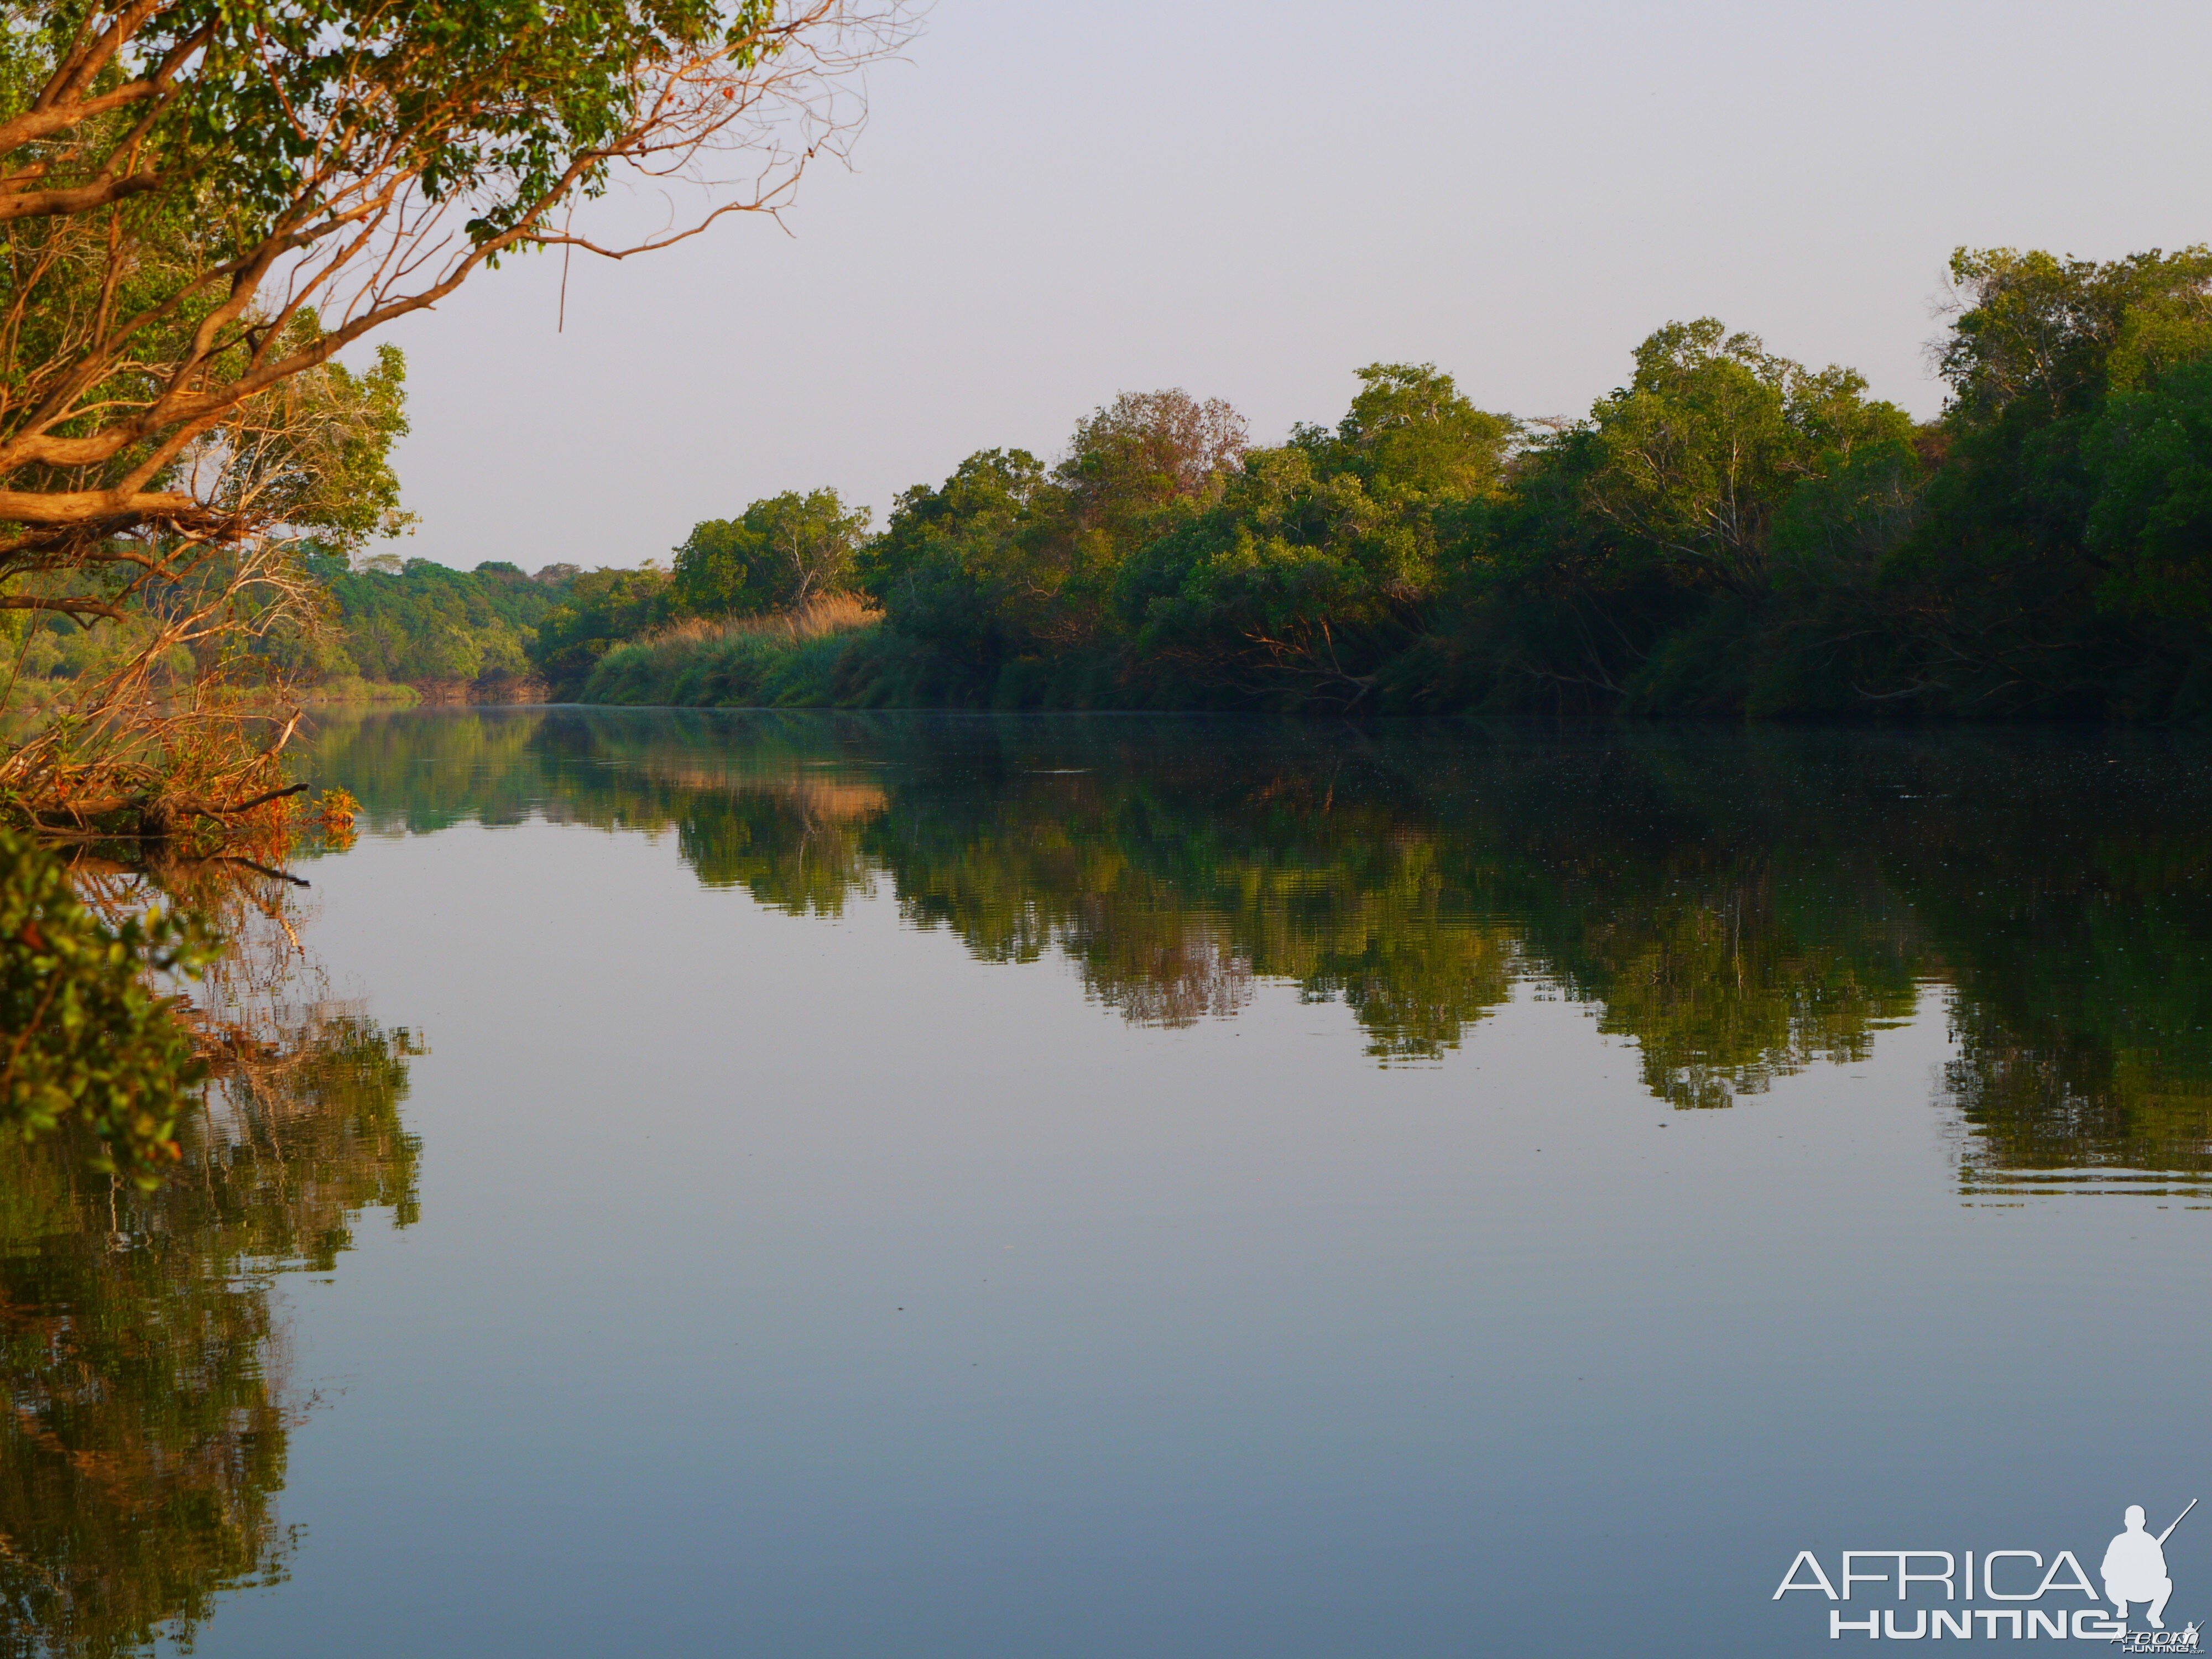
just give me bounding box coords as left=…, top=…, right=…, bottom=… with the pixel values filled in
left=0, top=0, right=915, bottom=825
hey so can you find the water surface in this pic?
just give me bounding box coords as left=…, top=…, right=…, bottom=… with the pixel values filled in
left=9, top=711, right=2212, bottom=1657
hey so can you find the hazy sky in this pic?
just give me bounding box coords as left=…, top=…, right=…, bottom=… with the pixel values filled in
left=374, top=0, right=2212, bottom=572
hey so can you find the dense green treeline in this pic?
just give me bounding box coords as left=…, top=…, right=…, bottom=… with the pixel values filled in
left=13, top=247, right=2206, bottom=716
left=129, top=239, right=2195, bottom=714
left=563, top=245, right=2212, bottom=719
left=283, top=555, right=577, bottom=694
left=302, top=708, right=2212, bottom=1181
left=3, top=554, right=580, bottom=705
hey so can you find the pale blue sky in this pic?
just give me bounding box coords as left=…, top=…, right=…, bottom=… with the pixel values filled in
left=375, top=0, right=2212, bottom=571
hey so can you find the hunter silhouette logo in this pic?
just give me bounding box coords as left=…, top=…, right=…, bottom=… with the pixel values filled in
left=2106, top=1501, right=2192, bottom=1630
left=1774, top=1499, right=2201, bottom=1645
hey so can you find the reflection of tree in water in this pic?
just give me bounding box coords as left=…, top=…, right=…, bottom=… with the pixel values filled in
left=302, top=708, right=2212, bottom=1178
left=1069, top=911, right=1255, bottom=1028
left=300, top=706, right=552, bottom=834
left=675, top=780, right=881, bottom=917
left=1925, top=818, right=2212, bottom=1188
left=1536, top=862, right=1921, bottom=1108
left=1945, top=1007, right=2212, bottom=1187
left=0, top=863, right=418, bottom=1658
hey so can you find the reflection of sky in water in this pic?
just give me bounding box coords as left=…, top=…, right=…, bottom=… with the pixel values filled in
left=74, top=710, right=2212, bottom=1654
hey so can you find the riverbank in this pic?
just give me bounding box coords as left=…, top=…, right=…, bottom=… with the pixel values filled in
left=565, top=611, right=2212, bottom=719
left=581, top=596, right=900, bottom=708
left=575, top=617, right=1246, bottom=712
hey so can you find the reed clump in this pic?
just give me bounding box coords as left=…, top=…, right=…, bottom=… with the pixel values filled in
left=582, top=593, right=886, bottom=707
left=645, top=591, right=879, bottom=648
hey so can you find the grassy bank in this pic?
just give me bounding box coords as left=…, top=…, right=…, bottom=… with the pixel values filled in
left=301, top=677, right=422, bottom=706
left=581, top=596, right=891, bottom=707
left=574, top=595, right=1201, bottom=709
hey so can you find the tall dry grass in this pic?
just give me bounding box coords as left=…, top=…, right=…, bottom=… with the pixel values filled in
left=580, top=591, right=890, bottom=708
left=644, top=592, right=880, bottom=651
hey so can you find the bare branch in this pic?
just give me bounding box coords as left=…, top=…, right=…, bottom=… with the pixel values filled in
left=0, top=593, right=127, bottom=621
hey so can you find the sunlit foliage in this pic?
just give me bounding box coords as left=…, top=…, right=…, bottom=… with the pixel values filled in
left=571, top=245, right=2212, bottom=721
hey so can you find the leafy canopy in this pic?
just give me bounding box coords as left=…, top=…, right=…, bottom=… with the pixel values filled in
left=1575, top=319, right=1914, bottom=589
left=672, top=487, right=870, bottom=616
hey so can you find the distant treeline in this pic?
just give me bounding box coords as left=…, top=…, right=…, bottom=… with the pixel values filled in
left=547, top=244, right=2212, bottom=719
left=2, top=552, right=581, bottom=704
left=285, top=554, right=579, bottom=698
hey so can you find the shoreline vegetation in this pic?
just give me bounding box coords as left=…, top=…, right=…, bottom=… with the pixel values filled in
left=580, top=592, right=883, bottom=708
left=5, top=241, right=2198, bottom=1187
left=28, top=242, right=2201, bottom=728
left=511, top=246, right=2212, bottom=720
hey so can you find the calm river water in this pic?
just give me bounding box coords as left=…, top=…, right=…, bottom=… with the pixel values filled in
left=10, top=709, right=2212, bottom=1657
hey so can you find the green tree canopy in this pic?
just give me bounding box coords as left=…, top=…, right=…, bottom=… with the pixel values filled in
left=0, top=0, right=901, bottom=568
left=0, top=0, right=904, bottom=823
left=857, top=448, right=1049, bottom=669
left=671, top=488, right=870, bottom=617
left=1117, top=364, right=1512, bottom=703
left=1058, top=389, right=1248, bottom=541
left=513, top=246, right=2212, bottom=722
left=2084, top=357, right=2212, bottom=619
left=530, top=565, right=676, bottom=697
left=1936, top=246, right=2212, bottom=420
left=1575, top=319, right=1914, bottom=591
